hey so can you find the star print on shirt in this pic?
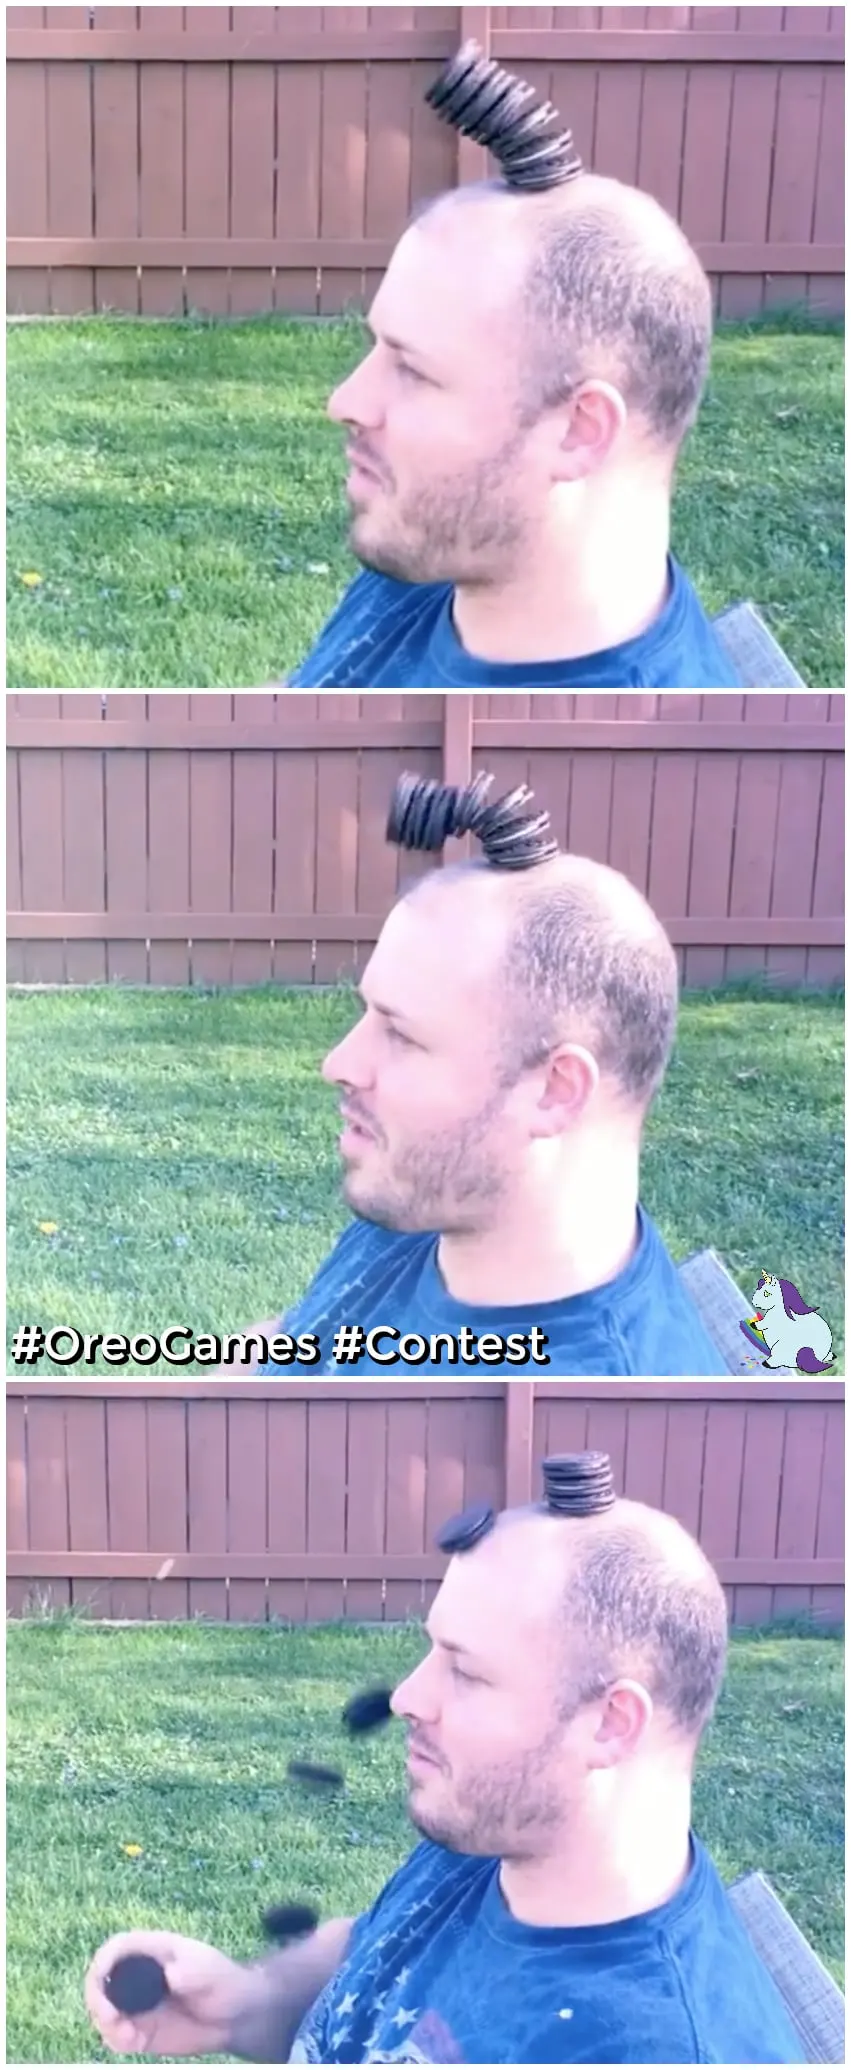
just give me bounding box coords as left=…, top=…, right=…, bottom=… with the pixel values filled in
left=390, top=2006, right=418, bottom=2030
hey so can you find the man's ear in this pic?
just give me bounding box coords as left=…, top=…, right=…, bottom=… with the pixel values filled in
left=587, top=1679, right=654, bottom=1767
left=551, top=381, right=628, bottom=481
left=530, top=1044, right=599, bottom=1136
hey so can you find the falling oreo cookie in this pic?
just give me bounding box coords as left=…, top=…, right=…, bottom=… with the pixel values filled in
left=103, top=1952, right=168, bottom=2017
left=435, top=1503, right=496, bottom=1554
left=342, top=1686, right=394, bottom=1735
left=542, top=1452, right=616, bottom=1517
left=286, top=1758, right=344, bottom=1791
left=262, top=1901, right=320, bottom=1943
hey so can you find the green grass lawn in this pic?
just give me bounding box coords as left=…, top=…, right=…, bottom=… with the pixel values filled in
left=6, top=309, right=844, bottom=689
left=5, top=982, right=844, bottom=1375
left=5, top=1617, right=844, bottom=2064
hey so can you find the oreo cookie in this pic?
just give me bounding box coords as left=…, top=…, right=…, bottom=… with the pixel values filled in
left=342, top=1686, right=394, bottom=1735
left=286, top=1758, right=344, bottom=1791
left=103, top=1953, right=168, bottom=2017
left=435, top=1503, right=495, bottom=1554
left=262, top=1902, right=320, bottom=1943
left=542, top=1452, right=616, bottom=1517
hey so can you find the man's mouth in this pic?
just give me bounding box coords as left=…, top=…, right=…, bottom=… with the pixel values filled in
left=407, top=1741, right=440, bottom=1771
left=346, top=446, right=382, bottom=481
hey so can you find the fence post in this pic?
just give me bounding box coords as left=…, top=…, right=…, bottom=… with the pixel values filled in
left=456, top=8, right=493, bottom=186
left=442, top=694, right=474, bottom=789
left=503, top=1380, right=536, bottom=1508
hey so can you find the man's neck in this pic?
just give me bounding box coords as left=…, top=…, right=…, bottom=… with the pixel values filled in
left=451, top=479, right=672, bottom=667
left=436, top=1137, right=642, bottom=1310
left=499, top=1773, right=694, bottom=1930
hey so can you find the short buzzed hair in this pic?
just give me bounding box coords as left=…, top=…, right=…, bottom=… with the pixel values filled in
left=496, top=1501, right=729, bottom=1744
left=497, top=868, right=679, bottom=1111
left=557, top=1518, right=729, bottom=1741
left=404, top=855, right=680, bottom=1115
left=414, top=175, right=714, bottom=455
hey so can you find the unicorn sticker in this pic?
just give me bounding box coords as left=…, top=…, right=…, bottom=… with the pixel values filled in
left=740, top=1272, right=835, bottom=1373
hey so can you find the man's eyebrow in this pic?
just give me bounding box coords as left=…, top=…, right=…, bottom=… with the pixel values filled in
left=364, top=320, right=439, bottom=371
left=424, top=1623, right=479, bottom=1660
left=357, top=987, right=418, bottom=1028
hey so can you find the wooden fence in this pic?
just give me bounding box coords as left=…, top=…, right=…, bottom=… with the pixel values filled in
left=6, top=1379, right=844, bottom=1629
left=7, top=7, right=845, bottom=321
left=6, top=691, right=845, bottom=989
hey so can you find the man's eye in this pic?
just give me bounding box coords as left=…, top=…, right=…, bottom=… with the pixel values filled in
left=451, top=1662, right=479, bottom=1684
left=397, top=362, right=425, bottom=382
left=386, top=1024, right=415, bottom=1045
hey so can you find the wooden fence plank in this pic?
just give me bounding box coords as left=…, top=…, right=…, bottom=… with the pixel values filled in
left=18, top=741, right=65, bottom=982
left=232, top=737, right=275, bottom=984
left=148, top=721, right=192, bottom=984
left=25, top=1396, right=71, bottom=1609
left=184, top=10, right=231, bottom=314
left=64, top=1394, right=110, bottom=1615
left=305, top=1394, right=348, bottom=1620
left=385, top=1397, right=429, bottom=1619
left=314, top=748, right=361, bottom=983
left=139, top=13, right=186, bottom=318
left=146, top=1397, right=190, bottom=1618
left=345, top=1397, right=390, bottom=1620
left=227, top=1396, right=271, bottom=1622
left=93, top=40, right=140, bottom=314
left=189, top=736, right=233, bottom=985
left=187, top=1396, right=228, bottom=1618
left=229, top=28, right=277, bottom=315
left=104, top=735, right=148, bottom=983
left=267, top=1395, right=308, bottom=1622
left=104, top=1396, right=151, bottom=1619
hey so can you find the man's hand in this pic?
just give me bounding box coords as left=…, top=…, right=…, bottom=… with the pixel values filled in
left=85, top=1928, right=256, bottom=2057
left=86, top=1916, right=355, bottom=2060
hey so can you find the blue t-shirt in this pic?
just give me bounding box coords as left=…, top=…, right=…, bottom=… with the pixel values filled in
left=288, top=560, right=741, bottom=689
left=256, top=1207, right=728, bottom=1375
left=290, top=1835, right=804, bottom=2063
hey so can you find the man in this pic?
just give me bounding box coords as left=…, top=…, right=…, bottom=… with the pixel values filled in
left=284, top=172, right=741, bottom=689
left=85, top=1496, right=803, bottom=2062
left=248, top=843, right=727, bottom=1375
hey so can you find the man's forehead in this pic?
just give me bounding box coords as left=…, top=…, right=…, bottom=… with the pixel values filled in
left=370, top=211, right=524, bottom=360
left=367, top=890, right=506, bottom=1011
left=434, top=1521, right=569, bottom=1654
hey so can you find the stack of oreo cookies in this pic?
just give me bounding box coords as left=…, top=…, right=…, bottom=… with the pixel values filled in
left=542, top=1453, right=616, bottom=1517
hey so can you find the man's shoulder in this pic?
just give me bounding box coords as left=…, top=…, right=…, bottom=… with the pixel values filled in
left=290, top=568, right=449, bottom=687
left=356, top=1839, right=490, bottom=1942
left=660, top=562, right=742, bottom=688
left=623, top=1212, right=730, bottom=1375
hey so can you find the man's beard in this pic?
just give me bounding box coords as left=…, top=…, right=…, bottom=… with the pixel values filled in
left=408, top=1720, right=570, bottom=1859
left=349, top=432, right=532, bottom=588
left=341, top=1088, right=516, bottom=1235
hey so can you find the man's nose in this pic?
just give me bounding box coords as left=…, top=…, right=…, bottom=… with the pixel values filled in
left=321, top=1023, right=369, bottom=1088
left=327, top=353, right=381, bottom=429
left=390, top=1658, right=435, bottom=1722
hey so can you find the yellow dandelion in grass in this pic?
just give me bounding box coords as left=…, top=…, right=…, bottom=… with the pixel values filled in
left=19, top=571, right=43, bottom=587
left=37, top=1221, right=59, bottom=1236
left=120, top=1843, right=144, bottom=1858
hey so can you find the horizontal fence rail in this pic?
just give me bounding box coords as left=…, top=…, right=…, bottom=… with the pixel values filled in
left=6, top=692, right=845, bottom=989
left=6, top=6, right=845, bottom=321
left=6, top=1379, right=844, bottom=1630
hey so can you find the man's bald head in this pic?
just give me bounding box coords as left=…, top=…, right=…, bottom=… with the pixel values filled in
left=413, top=172, right=714, bottom=460
left=484, top=1498, right=729, bottom=1744
left=401, top=852, right=679, bottom=1117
